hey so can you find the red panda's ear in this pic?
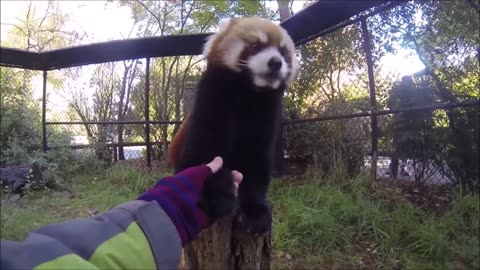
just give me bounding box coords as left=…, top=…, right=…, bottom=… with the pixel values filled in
left=202, top=18, right=234, bottom=59
left=218, top=18, right=232, bottom=31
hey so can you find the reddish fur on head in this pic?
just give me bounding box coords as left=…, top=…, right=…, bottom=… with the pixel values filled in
left=203, top=17, right=297, bottom=88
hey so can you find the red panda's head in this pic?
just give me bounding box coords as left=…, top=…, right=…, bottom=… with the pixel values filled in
left=203, top=17, right=298, bottom=90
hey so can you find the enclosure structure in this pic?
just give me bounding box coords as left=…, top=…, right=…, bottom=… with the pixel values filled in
left=1, top=1, right=398, bottom=170
left=2, top=0, right=478, bottom=185
left=1, top=0, right=479, bottom=268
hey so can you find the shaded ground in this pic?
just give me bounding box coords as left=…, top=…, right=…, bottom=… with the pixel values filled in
left=376, top=178, right=454, bottom=216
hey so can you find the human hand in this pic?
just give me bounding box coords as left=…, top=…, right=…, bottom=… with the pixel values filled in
left=137, top=156, right=242, bottom=246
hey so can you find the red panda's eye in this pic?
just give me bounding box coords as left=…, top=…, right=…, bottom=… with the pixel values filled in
left=279, top=47, right=288, bottom=57
left=250, top=42, right=262, bottom=53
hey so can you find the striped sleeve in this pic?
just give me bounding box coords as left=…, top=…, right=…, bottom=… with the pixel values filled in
left=0, top=200, right=181, bottom=270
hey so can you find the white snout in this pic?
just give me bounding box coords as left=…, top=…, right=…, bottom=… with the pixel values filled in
left=247, top=47, right=289, bottom=89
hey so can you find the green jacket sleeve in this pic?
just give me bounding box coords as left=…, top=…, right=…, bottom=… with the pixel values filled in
left=0, top=200, right=181, bottom=270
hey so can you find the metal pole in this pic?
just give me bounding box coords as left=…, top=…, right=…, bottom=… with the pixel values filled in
left=145, top=57, right=152, bottom=169
left=361, top=18, right=378, bottom=181
left=113, top=146, right=118, bottom=163
left=42, top=70, right=48, bottom=152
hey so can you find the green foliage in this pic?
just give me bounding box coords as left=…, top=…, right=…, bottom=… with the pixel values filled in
left=270, top=168, right=480, bottom=269
left=1, top=67, right=42, bottom=166
left=371, top=0, right=480, bottom=190
left=1, top=66, right=106, bottom=188
left=386, top=76, right=440, bottom=181
left=283, top=100, right=369, bottom=176
left=287, top=23, right=367, bottom=112
left=384, top=74, right=479, bottom=190
left=373, top=0, right=479, bottom=102
left=0, top=1, right=81, bottom=52
left=104, top=163, right=161, bottom=195
left=446, top=106, right=480, bottom=193
left=1, top=164, right=478, bottom=269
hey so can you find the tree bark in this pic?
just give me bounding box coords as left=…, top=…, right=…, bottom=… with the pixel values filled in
left=182, top=216, right=271, bottom=270
left=0, top=162, right=44, bottom=194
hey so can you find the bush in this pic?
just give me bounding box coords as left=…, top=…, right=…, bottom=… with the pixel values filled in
left=385, top=76, right=479, bottom=192
left=0, top=67, right=107, bottom=189
left=282, top=100, right=369, bottom=176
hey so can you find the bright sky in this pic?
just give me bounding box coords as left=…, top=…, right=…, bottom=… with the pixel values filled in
left=1, top=1, right=425, bottom=120
left=1, top=1, right=135, bottom=44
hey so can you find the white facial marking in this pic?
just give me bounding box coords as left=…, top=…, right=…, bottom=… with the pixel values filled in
left=247, top=47, right=289, bottom=89
left=203, top=18, right=298, bottom=89
left=279, top=28, right=298, bottom=84
left=248, top=47, right=287, bottom=76
left=222, top=39, right=245, bottom=72
left=255, top=31, right=268, bottom=43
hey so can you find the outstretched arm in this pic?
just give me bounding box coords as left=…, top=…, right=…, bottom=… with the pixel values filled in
left=1, top=157, right=242, bottom=270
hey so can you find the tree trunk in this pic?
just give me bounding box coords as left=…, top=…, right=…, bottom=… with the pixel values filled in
left=277, top=0, right=292, bottom=22
left=182, top=216, right=271, bottom=270
left=0, top=161, right=44, bottom=194
left=390, top=156, right=399, bottom=178
left=117, top=125, right=125, bottom=160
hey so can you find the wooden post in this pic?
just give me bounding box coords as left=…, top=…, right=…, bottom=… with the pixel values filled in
left=182, top=216, right=271, bottom=270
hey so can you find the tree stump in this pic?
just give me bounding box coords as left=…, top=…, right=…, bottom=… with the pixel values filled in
left=0, top=161, right=45, bottom=194
left=182, top=212, right=271, bottom=270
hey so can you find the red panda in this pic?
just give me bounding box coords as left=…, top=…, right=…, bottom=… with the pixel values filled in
left=169, top=17, right=297, bottom=234
left=168, top=113, right=191, bottom=168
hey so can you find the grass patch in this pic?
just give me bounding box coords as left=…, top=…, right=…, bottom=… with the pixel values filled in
left=1, top=163, right=162, bottom=241
left=1, top=164, right=478, bottom=269
left=269, top=170, right=479, bottom=270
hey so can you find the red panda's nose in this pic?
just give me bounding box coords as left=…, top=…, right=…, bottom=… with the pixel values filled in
left=268, top=57, right=282, bottom=72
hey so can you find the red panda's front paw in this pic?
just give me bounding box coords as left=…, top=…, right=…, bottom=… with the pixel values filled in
left=198, top=168, right=238, bottom=220
left=235, top=201, right=272, bottom=235
left=198, top=194, right=237, bottom=220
